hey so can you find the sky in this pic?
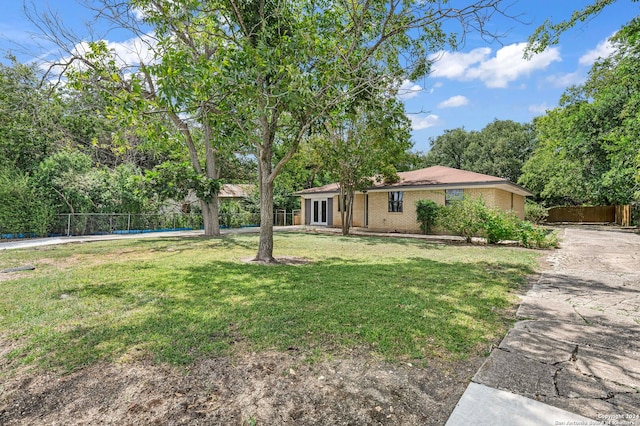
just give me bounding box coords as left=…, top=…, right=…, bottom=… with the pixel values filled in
left=0, top=0, right=638, bottom=153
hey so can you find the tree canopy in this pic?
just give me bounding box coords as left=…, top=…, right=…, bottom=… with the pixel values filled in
left=519, top=17, right=640, bottom=205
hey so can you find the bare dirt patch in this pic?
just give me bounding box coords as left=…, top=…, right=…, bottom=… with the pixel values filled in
left=0, top=351, right=482, bottom=425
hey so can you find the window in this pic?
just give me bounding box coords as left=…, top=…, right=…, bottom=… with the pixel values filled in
left=445, top=189, right=464, bottom=206
left=388, top=191, right=403, bottom=212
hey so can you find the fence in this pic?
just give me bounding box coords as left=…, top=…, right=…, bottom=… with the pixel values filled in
left=274, top=209, right=301, bottom=226
left=1, top=210, right=302, bottom=239
left=547, top=205, right=633, bottom=226
left=48, top=213, right=206, bottom=237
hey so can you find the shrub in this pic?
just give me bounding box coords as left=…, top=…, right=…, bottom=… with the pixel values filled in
left=439, top=197, right=486, bottom=243
left=0, top=168, right=53, bottom=236
left=525, top=201, right=549, bottom=224
left=415, top=199, right=440, bottom=234
left=517, top=221, right=559, bottom=249
left=482, top=208, right=520, bottom=244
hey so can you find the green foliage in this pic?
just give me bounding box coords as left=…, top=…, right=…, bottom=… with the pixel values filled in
left=0, top=58, right=65, bottom=174
left=525, top=201, right=549, bottom=224
left=438, top=196, right=558, bottom=248
left=423, top=120, right=536, bottom=182
left=521, top=18, right=640, bottom=205
left=415, top=199, right=440, bottom=234
left=439, top=197, right=487, bottom=243
left=34, top=151, right=155, bottom=215
left=481, top=209, right=520, bottom=245
left=517, top=222, right=560, bottom=249
left=0, top=167, right=53, bottom=236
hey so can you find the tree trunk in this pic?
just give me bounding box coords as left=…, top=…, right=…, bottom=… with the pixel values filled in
left=201, top=194, right=220, bottom=237
left=256, top=162, right=275, bottom=262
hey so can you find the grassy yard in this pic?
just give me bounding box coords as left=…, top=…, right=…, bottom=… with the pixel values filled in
left=0, top=232, right=540, bottom=372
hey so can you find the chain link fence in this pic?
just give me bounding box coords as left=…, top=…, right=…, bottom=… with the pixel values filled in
left=2, top=209, right=303, bottom=239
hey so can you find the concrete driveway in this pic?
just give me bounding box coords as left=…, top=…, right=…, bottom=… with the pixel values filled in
left=449, top=227, right=640, bottom=425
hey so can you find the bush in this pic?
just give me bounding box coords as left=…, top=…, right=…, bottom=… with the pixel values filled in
left=439, top=196, right=559, bottom=248
left=0, top=168, right=53, bottom=236
left=517, top=221, right=559, bottom=249
left=415, top=199, right=440, bottom=234
left=525, top=201, right=549, bottom=224
left=482, top=208, right=520, bottom=244
left=439, top=197, right=486, bottom=243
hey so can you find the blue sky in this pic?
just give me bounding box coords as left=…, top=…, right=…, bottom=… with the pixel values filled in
left=1, top=1, right=637, bottom=152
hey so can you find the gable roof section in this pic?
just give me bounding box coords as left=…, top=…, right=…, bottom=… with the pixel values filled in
left=296, top=166, right=533, bottom=197
left=219, top=184, right=254, bottom=198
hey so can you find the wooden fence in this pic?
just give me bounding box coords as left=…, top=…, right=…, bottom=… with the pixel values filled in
left=547, top=205, right=631, bottom=226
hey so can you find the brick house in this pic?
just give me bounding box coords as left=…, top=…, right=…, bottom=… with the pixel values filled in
left=295, top=166, right=533, bottom=233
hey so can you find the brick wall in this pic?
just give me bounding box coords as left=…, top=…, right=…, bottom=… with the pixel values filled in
left=302, top=186, right=526, bottom=231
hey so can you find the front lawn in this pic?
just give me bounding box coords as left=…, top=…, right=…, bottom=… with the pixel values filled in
left=0, top=233, right=539, bottom=372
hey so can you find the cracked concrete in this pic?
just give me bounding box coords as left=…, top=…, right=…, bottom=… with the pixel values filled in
left=472, top=227, right=640, bottom=422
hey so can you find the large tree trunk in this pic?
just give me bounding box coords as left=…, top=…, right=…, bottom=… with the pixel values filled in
left=256, top=157, right=275, bottom=262
left=201, top=194, right=220, bottom=237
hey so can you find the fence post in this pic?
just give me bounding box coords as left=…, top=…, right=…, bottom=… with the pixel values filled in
left=127, top=214, right=131, bottom=232
left=66, top=214, right=71, bottom=236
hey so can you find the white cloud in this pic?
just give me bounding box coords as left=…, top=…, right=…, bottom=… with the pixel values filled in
left=545, top=71, right=585, bottom=88
left=429, top=43, right=561, bottom=89
left=429, top=47, right=491, bottom=79
left=438, top=95, right=469, bottom=109
left=528, top=103, right=550, bottom=115
left=579, top=38, right=615, bottom=66
left=409, top=114, right=441, bottom=130
left=397, top=79, right=423, bottom=99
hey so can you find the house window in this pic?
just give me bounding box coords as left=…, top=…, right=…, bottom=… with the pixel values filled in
left=445, top=189, right=464, bottom=206
left=388, top=191, right=403, bottom=212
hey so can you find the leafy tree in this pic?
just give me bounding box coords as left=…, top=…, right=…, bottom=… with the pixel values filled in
left=35, top=0, right=515, bottom=261
left=0, top=57, right=64, bottom=173
left=520, top=18, right=640, bottom=205
left=422, top=120, right=536, bottom=182
left=423, top=128, right=476, bottom=170
left=317, top=97, right=412, bottom=235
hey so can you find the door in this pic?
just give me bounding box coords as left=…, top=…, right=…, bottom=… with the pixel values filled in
left=312, top=199, right=327, bottom=225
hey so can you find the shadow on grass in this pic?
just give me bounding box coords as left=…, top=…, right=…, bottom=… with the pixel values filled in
left=11, top=256, right=535, bottom=372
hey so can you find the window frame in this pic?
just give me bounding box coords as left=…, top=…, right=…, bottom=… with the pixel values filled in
left=445, top=189, right=464, bottom=206
left=388, top=191, right=403, bottom=213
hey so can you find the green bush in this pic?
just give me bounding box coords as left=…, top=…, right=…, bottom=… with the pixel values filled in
left=482, top=208, right=520, bottom=244
left=0, top=168, right=53, bottom=236
left=439, top=197, right=486, bottom=243
left=438, top=196, right=558, bottom=248
left=525, top=201, right=549, bottom=224
left=415, top=199, right=440, bottom=234
left=517, top=221, right=559, bottom=249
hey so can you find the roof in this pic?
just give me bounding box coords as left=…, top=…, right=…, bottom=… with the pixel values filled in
left=219, top=184, right=254, bottom=198
left=295, top=166, right=533, bottom=197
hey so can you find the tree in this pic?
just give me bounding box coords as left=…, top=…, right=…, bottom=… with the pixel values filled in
left=423, top=128, right=476, bottom=170
left=525, top=0, right=639, bottom=57
left=0, top=57, right=64, bottom=174
left=520, top=18, right=640, bottom=205
left=423, top=120, right=536, bottom=182
left=317, top=97, right=412, bottom=235
left=34, top=0, right=514, bottom=261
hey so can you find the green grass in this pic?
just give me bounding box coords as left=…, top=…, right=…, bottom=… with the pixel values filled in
left=0, top=233, right=540, bottom=372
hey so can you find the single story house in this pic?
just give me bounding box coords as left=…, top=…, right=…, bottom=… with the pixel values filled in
left=295, top=166, right=533, bottom=233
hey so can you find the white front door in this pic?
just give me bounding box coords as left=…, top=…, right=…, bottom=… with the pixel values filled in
left=312, top=199, right=327, bottom=225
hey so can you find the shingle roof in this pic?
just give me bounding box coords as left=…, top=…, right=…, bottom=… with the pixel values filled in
left=295, top=166, right=532, bottom=196
left=219, top=184, right=254, bottom=198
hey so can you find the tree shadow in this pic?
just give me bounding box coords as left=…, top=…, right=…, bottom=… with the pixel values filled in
left=19, top=256, right=537, bottom=371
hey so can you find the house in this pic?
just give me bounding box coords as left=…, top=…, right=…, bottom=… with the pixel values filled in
left=295, top=166, right=533, bottom=233
left=218, top=184, right=254, bottom=202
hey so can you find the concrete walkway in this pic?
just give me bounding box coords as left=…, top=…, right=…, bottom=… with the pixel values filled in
left=448, top=227, right=640, bottom=425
